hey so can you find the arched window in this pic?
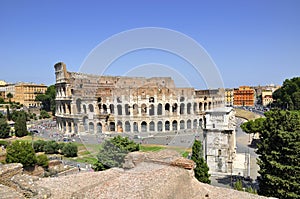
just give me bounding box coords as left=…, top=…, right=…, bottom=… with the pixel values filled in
left=165, top=121, right=170, bottom=131
left=187, top=103, right=191, bottom=114
left=157, top=103, right=162, bottom=115
left=133, top=104, right=139, bottom=115
left=76, top=99, right=81, bottom=113
left=157, top=121, right=163, bottom=131
left=172, top=120, right=178, bottom=131
left=89, top=104, right=94, bottom=112
left=165, top=103, right=170, bottom=113
left=83, top=104, right=87, bottom=114
left=193, top=119, right=197, bottom=129
left=149, top=121, right=155, bottom=131
left=125, top=121, right=131, bottom=132
left=89, top=122, right=94, bottom=133
left=109, top=104, right=114, bottom=114
left=187, top=119, right=191, bottom=129
left=133, top=122, right=138, bottom=132
left=125, top=104, right=130, bottom=115
left=97, top=123, right=102, bottom=133
left=117, top=104, right=122, bottom=115
left=141, top=121, right=147, bottom=132
left=180, top=120, right=185, bottom=129
left=149, top=104, right=155, bottom=116
left=83, top=116, right=88, bottom=131
left=141, top=104, right=147, bottom=115
left=102, top=104, right=108, bottom=114
left=172, top=103, right=178, bottom=113
left=109, top=122, right=115, bottom=131
left=180, top=103, right=185, bottom=115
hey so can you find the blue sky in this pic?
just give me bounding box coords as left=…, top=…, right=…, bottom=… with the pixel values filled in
left=0, top=0, right=299, bottom=88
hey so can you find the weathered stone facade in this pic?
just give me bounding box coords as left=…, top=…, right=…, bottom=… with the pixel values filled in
left=203, top=107, right=237, bottom=174
left=54, top=62, right=225, bottom=134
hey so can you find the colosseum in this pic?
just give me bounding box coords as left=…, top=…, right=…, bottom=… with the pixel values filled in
left=54, top=62, right=225, bottom=135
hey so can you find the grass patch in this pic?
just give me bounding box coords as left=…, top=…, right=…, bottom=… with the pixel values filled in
left=67, top=156, right=97, bottom=165
left=140, top=145, right=165, bottom=152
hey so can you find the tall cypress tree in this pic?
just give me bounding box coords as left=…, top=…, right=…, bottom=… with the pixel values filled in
left=257, top=110, right=300, bottom=199
left=14, top=112, right=28, bottom=137
left=191, top=139, right=211, bottom=184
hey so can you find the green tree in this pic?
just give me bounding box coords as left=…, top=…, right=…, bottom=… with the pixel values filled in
left=40, top=110, right=50, bottom=119
left=14, top=111, right=28, bottom=137
left=43, top=140, right=59, bottom=154
left=241, top=118, right=265, bottom=135
left=191, top=140, right=211, bottom=184
left=0, top=118, right=10, bottom=138
left=35, top=85, right=56, bottom=115
left=6, top=105, right=11, bottom=121
left=93, top=135, right=139, bottom=171
left=257, top=110, right=300, bottom=199
left=6, top=141, right=37, bottom=167
left=272, top=77, right=300, bottom=110
left=6, top=92, right=13, bottom=103
left=33, top=140, right=47, bottom=152
left=61, top=143, right=78, bottom=157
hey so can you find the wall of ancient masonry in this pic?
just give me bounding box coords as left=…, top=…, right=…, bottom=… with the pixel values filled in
left=54, top=62, right=225, bottom=134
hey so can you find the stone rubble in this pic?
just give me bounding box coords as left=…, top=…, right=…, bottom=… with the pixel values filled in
left=0, top=150, right=272, bottom=199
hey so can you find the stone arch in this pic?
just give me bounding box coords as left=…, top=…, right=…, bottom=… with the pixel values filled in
left=172, top=103, right=178, bottom=113
left=172, top=120, right=178, bottom=131
left=117, top=121, right=123, bottom=132
left=180, top=120, right=185, bottom=129
left=165, top=103, right=170, bottom=113
left=180, top=103, right=185, bottom=115
left=125, top=104, right=130, bottom=115
left=193, top=119, right=197, bottom=129
left=76, top=99, right=81, bottom=113
left=89, top=104, right=94, bottom=112
left=157, top=103, right=162, bottom=115
left=149, top=97, right=155, bottom=103
left=83, top=104, right=87, bottom=114
left=97, top=123, right=102, bottom=133
left=125, top=121, right=131, bottom=132
left=141, top=103, right=147, bottom=115
left=193, top=102, right=197, bottom=113
left=109, top=122, right=115, bottom=131
left=83, top=116, right=88, bottom=131
left=149, top=121, right=155, bottom=131
left=141, top=121, right=147, bottom=132
left=102, top=104, right=108, bottom=114
left=199, top=118, right=203, bottom=128
left=208, top=102, right=212, bottom=110
left=117, top=104, right=122, bottom=115
left=187, top=103, right=191, bottom=114
left=109, top=104, right=114, bottom=114
left=165, top=121, right=170, bottom=131
left=89, top=122, right=94, bottom=133
left=133, top=122, right=138, bottom=132
left=204, top=102, right=207, bottom=111
left=133, top=104, right=139, bottom=115
left=149, top=104, right=155, bottom=116
left=187, top=119, right=191, bottom=129
left=199, top=102, right=203, bottom=112
left=157, top=121, right=163, bottom=131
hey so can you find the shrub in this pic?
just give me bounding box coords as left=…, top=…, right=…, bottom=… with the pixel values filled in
left=33, top=140, right=47, bottom=152
left=6, top=141, right=37, bottom=167
left=43, top=141, right=59, bottom=154
left=61, top=143, right=78, bottom=157
left=36, top=154, right=49, bottom=168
